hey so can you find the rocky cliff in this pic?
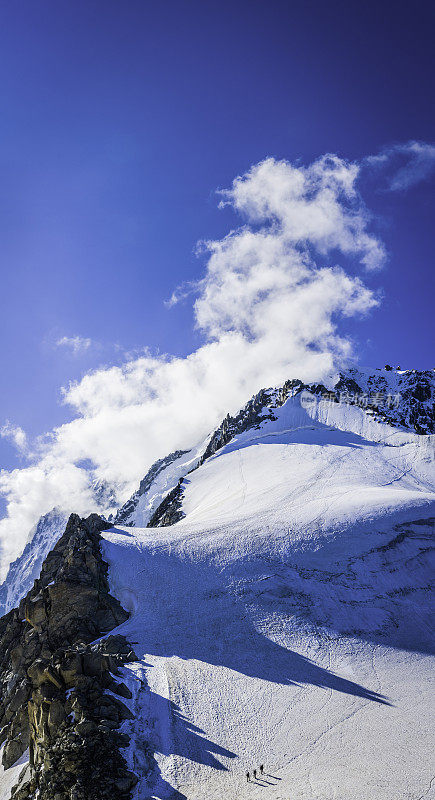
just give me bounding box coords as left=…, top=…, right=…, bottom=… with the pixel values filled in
left=0, top=514, right=138, bottom=800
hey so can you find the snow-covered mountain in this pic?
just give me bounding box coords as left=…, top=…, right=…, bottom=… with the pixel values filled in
left=0, top=366, right=434, bottom=800
left=114, top=365, right=435, bottom=531
left=98, top=366, right=434, bottom=800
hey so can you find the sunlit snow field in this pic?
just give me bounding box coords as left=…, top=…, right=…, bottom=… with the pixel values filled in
left=102, top=394, right=435, bottom=800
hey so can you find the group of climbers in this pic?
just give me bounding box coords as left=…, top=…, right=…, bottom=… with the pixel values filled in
left=246, top=764, right=264, bottom=782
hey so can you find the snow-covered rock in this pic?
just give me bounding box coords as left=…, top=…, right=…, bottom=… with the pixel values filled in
left=101, top=367, right=435, bottom=532
left=0, top=747, right=28, bottom=800
left=144, top=366, right=435, bottom=529
left=114, top=442, right=209, bottom=528
left=336, top=366, right=435, bottom=434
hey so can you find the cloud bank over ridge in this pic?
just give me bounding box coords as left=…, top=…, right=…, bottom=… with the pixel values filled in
left=0, top=147, right=426, bottom=575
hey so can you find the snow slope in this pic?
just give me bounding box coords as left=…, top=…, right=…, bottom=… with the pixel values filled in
left=102, top=389, right=435, bottom=800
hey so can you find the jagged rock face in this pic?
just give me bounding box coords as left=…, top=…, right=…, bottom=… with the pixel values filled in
left=0, top=513, right=138, bottom=800
left=336, top=367, right=435, bottom=434
left=21, top=513, right=127, bottom=646
left=20, top=635, right=137, bottom=800
left=198, top=386, right=284, bottom=465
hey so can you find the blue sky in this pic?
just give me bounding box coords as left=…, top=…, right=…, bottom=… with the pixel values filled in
left=0, top=1, right=434, bottom=560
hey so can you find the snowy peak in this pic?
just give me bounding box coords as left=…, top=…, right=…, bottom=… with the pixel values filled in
left=144, top=366, right=434, bottom=529
left=198, top=365, right=435, bottom=469
left=2, top=364, right=430, bottom=609
left=0, top=366, right=433, bottom=800
left=198, top=384, right=296, bottom=464
left=99, top=369, right=434, bottom=800
left=91, top=477, right=119, bottom=517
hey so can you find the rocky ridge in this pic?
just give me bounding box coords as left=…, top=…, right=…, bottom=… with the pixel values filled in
left=339, top=367, right=435, bottom=433
left=147, top=479, right=186, bottom=528
left=0, top=513, right=138, bottom=800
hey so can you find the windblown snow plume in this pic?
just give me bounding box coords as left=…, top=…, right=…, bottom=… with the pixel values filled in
left=0, top=152, right=400, bottom=574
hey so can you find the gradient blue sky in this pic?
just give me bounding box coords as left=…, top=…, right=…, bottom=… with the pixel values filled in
left=0, top=0, right=434, bottom=475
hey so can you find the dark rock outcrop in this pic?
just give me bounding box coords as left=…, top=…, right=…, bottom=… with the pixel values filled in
left=198, top=388, right=278, bottom=466
left=147, top=480, right=185, bottom=528
left=0, top=513, right=138, bottom=800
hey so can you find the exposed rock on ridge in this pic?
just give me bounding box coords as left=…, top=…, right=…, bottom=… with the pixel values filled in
left=147, top=479, right=186, bottom=527
left=0, top=513, right=138, bottom=800
left=198, top=386, right=285, bottom=465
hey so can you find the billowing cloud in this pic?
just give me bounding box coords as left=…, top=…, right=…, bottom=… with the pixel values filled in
left=215, top=155, right=386, bottom=271
left=365, top=140, right=435, bottom=191
left=0, top=149, right=418, bottom=576
left=56, top=335, right=93, bottom=354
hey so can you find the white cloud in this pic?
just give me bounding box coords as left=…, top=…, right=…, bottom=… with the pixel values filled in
left=0, top=149, right=417, bottom=577
left=56, top=335, right=93, bottom=355
left=0, top=462, right=97, bottom=568
left=365, top=141, right=435, bottom=191
left=0, top=422, right=28, bottom=454
left=217, top=156, right=386, bottom=271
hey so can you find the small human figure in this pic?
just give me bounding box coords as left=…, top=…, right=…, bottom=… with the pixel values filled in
left=260, top=764, right=264, bottom=775
left=253, top=769, right=257, bottom=780
left=246, top=771, right=250, bottom=782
